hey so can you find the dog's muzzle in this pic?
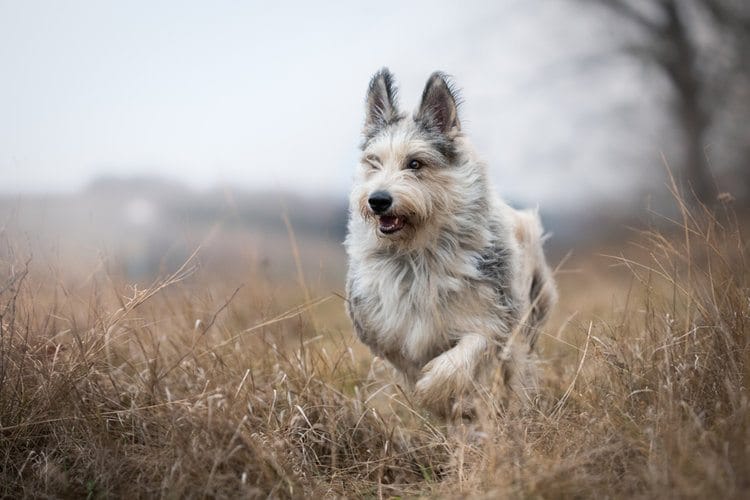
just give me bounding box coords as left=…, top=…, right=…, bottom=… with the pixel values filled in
left=368, top=191, right=406, bottom=234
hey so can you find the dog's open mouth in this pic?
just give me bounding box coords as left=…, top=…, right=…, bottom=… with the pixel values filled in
left=378, top=215, right=406, bottom=234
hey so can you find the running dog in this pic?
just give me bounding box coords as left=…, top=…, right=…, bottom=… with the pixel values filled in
left=345, top=68, right=557, bottom=417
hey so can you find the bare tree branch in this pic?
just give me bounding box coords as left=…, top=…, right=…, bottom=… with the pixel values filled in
left=579, top=0, right=663, bottom=33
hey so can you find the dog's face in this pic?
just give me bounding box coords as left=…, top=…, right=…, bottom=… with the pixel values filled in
left=351, top=69, right=465, bottom=246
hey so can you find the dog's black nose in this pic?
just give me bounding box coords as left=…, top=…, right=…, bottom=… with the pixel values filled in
left=368, top=191, right=392, bottom=214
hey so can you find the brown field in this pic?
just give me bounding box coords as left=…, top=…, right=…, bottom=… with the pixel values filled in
left=0, top=195, right=748, bottom=499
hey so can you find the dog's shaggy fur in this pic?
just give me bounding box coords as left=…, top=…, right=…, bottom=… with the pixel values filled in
left=345, top=68, right=557, bottom=417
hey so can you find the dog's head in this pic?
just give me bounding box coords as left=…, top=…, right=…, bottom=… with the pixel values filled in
left=352, top=68, right=474, bottom=247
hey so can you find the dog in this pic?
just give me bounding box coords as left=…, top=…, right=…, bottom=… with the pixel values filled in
left=345, top=68, right=557, bottom=417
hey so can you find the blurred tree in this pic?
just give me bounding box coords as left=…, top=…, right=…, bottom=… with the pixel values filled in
left=580, top=0, right=750, bottom=203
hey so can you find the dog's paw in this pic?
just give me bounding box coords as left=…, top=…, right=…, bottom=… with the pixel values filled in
left=414, top=353, right=461, bottom=410
left=414, top=372, right=440, bottom=406
left=415, top=363, right=477, bottom=419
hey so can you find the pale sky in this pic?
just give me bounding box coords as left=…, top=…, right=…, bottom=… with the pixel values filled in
left=0, top=0, right=669, bottom=209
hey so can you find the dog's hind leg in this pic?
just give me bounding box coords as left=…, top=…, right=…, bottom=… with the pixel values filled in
left=512, top=209, right=558, bottom=348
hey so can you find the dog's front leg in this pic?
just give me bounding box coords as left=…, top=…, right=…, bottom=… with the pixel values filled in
left=414, top=333, right=490, bottom=414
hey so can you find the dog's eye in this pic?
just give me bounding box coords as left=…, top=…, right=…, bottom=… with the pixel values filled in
left=407, top=159, right=422, bottom=170
left=364, top=155, right=381, bottom=170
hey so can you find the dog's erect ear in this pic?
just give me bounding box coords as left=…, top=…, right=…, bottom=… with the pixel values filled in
left=416, top=72, right=461, bottom=135
left=364, top=68, right=399, bottom=136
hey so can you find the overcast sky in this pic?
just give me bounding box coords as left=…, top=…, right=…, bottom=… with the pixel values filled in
left=0, top=0, right=670, bottom=209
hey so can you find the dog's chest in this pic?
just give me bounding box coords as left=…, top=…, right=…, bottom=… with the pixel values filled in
left=353, top=252, right=476, bottom=365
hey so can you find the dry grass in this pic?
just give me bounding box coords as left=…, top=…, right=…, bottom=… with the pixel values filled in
left=0, top=195, right=748, bottom=499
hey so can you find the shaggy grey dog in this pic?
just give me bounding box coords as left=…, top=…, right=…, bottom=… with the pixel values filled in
left=345, top=68, right=557, bottom=417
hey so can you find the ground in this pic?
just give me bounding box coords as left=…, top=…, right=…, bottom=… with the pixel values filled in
left=0, top=200, right=748, bottom=499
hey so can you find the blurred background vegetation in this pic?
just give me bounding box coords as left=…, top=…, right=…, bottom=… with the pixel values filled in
left=2, top=1, right=748, bottom=285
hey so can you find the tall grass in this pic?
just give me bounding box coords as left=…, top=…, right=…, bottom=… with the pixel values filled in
left=0, top=195, right=747, bottom=498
